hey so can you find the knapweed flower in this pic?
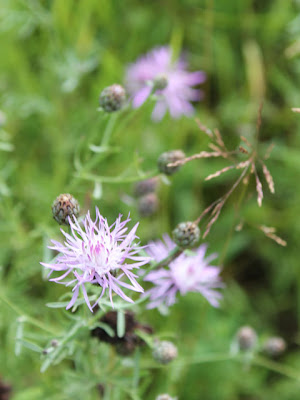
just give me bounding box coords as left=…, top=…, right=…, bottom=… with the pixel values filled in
left=125, top=46, right=206, bottom=121
left=41, top=208, right=150, bottom=312
left=144, top=234, right=223, bottom=309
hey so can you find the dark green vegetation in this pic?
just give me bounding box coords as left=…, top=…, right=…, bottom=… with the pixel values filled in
left=1, top=1, right=300, bottom=399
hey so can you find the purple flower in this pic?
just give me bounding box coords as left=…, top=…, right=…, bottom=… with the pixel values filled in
left=41, top=208, right=150, bottom=312
left=125, top=46, right=206, bottom=121
left=144, top=234, right=223, bottom=309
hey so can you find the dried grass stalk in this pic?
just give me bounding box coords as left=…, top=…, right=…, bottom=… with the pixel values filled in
left=261, top=162, right=275, bottom=193
left=240, top=135, right=252, bottom=149
left=213, top=128, right=225, bottom=149
left=203, top=202, right=224, bottom=238
left=205, top=165, right=235, bottom=181
left=195, top=118, right=213, bottom=137
left=254, top=170, right=263, bottom=207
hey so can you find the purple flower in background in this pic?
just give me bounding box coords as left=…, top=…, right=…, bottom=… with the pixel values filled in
left=125, top=46, right=206, bottom=121
left=41, top=208, right=150, bottom=312
left=144, top=235, right=223, bottom=309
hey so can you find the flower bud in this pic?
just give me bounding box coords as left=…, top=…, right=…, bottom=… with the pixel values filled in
left=157, top=150, right=185, bottom=175
left=133, top=177, right=159, bottom=197
left=173, top=221, right=200, bottom=248
left=138, top=193, right=159, bottom=217
left=153, top=75, right=168, bottom=91
left=236, top=326, right=257, bottom=351
left=152, top=340, right=178, bottom=364
left=263, top=337, right=286, bottom=357
left=99, top=84, right=126, bottom=112
left=52, top=193, right=80, bottom=225
left=156, top=395, right=176, bottom=400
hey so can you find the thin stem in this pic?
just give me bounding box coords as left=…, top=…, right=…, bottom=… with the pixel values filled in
left=194, top=165, right=250, bottom=227
left=74, top=170, right=157, bottom=185
left=142, top=352, right=300, bottom=381
left=0, top=292, right=57, bottom=335
left=82, top=113, right=118, bottom=173
left=101, top=113, right=118, bottom=147
left=219, top=169, right=250, bottom=264
left=252, top=355, right=300, bottom=381
left=145, top=246, right=183, bottom=274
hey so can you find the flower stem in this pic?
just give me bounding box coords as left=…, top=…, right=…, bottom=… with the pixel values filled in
left=145, top=246, right=183, bottom=273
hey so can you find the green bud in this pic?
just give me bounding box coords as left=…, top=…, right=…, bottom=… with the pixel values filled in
left=173, top=221, right=200, bottom=248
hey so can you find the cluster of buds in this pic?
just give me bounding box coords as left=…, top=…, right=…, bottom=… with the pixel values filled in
left=152, top=340, right=178, bottom=364
left=133, top=177, right=159, bottom=218
left=91, top=311, right=153, bottom=356
left=235, top=326, right=287, bottom=358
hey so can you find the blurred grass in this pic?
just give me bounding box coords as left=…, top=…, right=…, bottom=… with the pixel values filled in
left=1, top=0, right=300, bottom=399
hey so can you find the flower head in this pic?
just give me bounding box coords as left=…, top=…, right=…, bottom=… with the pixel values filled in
left=41, top=208, right=150, bottom=312
left=144, top=234, right=223, bottom=309
left=125, top=46, right=206, bottom=121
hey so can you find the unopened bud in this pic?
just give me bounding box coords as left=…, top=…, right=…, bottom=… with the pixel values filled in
left=52, top=193, right=80, bottom=225
left=138, top=193, right=159, bottom=217
left=237, top=326, right=257, bottom=351
left=153, top=340, right=178, bottom=364
left=156, top=395, right=176, bottom=400
left=173, top=221, right=200, bottom=248
left=263, top=337, right=286, bottom=357
left=157, top=150, right=185, bottom=175
left=99, top=84, right=126, bottom=112
left=134, top=177, right=158, bottom=197
left=153, top=75, right=168, bottom=91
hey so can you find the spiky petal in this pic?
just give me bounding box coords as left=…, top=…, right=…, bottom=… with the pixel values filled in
left=41, top=208, right=150, bottom=312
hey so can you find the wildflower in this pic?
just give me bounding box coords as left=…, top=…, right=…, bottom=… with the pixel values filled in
left=126, top=46, right=205, bottom=121
left=144, top=235, right=223, bottom=309
left=41, top=208, right=150, bottom=312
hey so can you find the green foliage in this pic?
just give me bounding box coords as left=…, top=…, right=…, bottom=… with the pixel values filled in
left=1, top=0, right=300, bottom=399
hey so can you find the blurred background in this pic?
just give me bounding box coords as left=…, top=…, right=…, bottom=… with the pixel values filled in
left=1, top=0, right=300, bottom=399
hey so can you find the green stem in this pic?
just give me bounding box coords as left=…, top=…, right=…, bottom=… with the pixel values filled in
left=101, top=113, right=118, bottom=147
left=144, top=246, right=183, bottom=274
left=82, top=113, right=118, bottom=173
left=0, top=292, right=57, bottom=335
left=252, top=355, right=300, bottom=381
left=74, top=170, right=157, bottom=185
left=142, top=352, right=300, bottom=381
